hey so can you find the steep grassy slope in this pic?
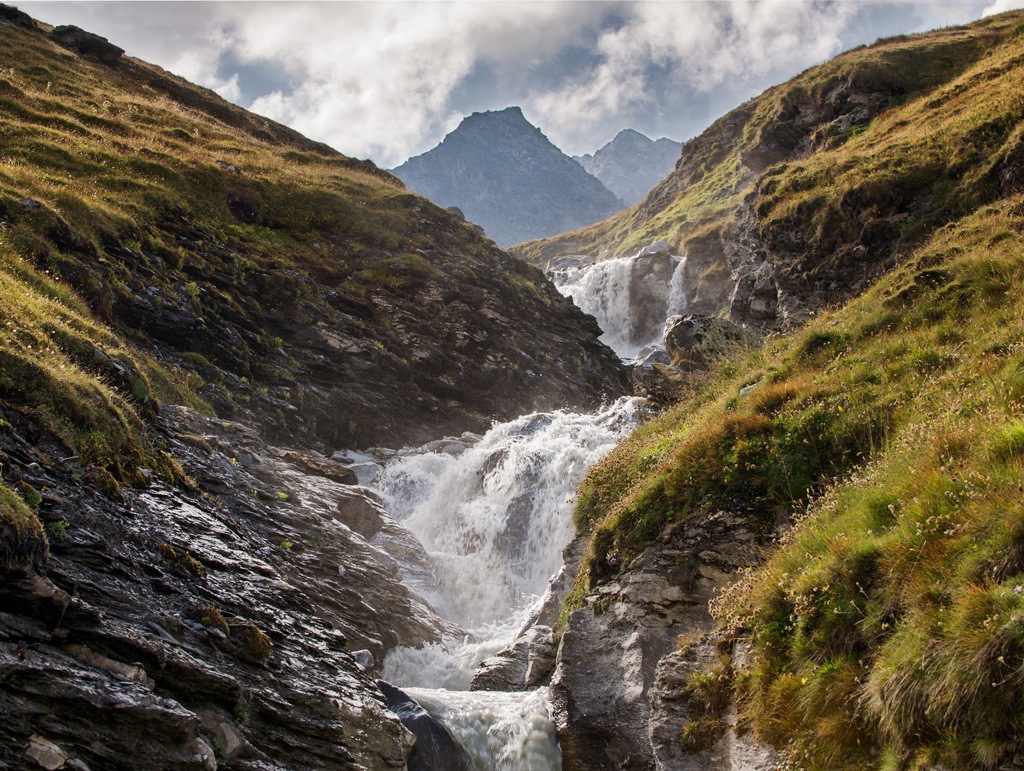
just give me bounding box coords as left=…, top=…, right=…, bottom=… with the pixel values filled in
left=565, top=12, right=1024, bottom=769
left=0, top=12, right=627, bottom=454
left=517, top=12, right=1024, bottom=329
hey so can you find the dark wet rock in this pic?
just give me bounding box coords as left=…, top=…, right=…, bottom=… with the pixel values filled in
left=0, top=404, right=443, bottom=769
left=377, top=681, right=473, bottom=771
left=49, top=25, right=124, bottom=64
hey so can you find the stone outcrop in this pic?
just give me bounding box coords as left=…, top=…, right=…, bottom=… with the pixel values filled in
left=393, top=107, right=625, bottom=247
left=663, top=314, right=756, bottom=370
left=550, top=507, right=764, bottom=770
left=49, top=25, right=124, bottom=64
left=0, top=3, right=33, bottom=28
left=627, top=244, right=681, bottom=351
left=576, top=130, right=681, bottom=207
left=649, top=639, right=777, bottom=771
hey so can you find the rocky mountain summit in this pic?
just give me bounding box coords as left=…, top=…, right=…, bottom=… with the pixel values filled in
left=392, top=107, right=625, bottom=247
left=574, top=129, right=681, bottom=206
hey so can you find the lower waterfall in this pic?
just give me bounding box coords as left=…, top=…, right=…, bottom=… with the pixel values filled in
left=374, top=397, right=639, bottom=768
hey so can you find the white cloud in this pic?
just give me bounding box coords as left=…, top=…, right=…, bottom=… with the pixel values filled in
left=209, top=2, right=606, bottom=166
left=16, top=1, right=998, bottom=165
left=528, top=1, right=860, bottom=152
left=983, top=0, right=1024, bottom=15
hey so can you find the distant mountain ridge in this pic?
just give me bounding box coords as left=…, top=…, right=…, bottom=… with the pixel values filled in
left=392, top=107, right=624, bottom=247
left=575, top=129, right=681, bottom=206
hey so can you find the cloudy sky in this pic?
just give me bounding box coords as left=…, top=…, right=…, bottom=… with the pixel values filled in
left=18, top=1, right=1024, bottom=167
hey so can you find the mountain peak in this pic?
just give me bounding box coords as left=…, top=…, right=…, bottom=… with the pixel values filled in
left=394, top=108, right=623, bottom=247
left=576, top=129, right=681, bottom=205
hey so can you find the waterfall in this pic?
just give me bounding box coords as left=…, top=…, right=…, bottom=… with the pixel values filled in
left=374, top=397, right=639, bottom=767
left=377, top=398, right=638, bottom=634
left=552, top=257, right=638, bottom=358
left=551, top=254, right=687, bottom=360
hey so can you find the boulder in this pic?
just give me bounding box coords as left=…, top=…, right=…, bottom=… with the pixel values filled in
left=49, top=26, right=124, bottom=65
left=376, top=681, right=473, bottom=771
left=663, top=314, right=754, bottom=370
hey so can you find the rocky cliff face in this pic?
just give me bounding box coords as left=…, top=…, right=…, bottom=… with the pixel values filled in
left=575, top=130, right=681, bottom=207
left=1, top=403, right=447, bottom=769
left=392, top=107, right=625, bottom=248
left=0, top=20, right=628, bottom=453
left=516, top=15, right=1020, bottom=334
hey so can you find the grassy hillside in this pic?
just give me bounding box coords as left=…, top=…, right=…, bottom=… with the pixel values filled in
left=0, top=10, right=626, bottom=454
left=515, top=12, right=1023, bottom=272
left=566, top=12, right=1024, bottom=769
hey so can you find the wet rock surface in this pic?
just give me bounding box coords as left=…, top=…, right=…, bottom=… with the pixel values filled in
left=0, top=402, right=477, bottom=769
left=377, top=681, right=472, bottom=771
left=550, top=507, right=764, bottom=771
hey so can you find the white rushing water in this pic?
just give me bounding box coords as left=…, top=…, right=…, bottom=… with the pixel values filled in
left=374, top=397, right=639, bottom=768
left=551, top=254, right=688, bottom=360
left=406, top=687, right=561, bottom=771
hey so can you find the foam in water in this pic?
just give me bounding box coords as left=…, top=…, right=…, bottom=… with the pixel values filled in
left=404, top=687, right=561, bottom=771
left=377, top=397, right=638, bottom=634
left=376, top=397, right=638, bottom=769
left=552, top=255, right=688, bottom=360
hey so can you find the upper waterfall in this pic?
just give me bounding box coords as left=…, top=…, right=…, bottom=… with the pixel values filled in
left=549, top=244, right=688, bottom=360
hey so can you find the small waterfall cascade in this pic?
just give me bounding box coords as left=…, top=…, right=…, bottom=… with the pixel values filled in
left=374, top=397, right=639, bottom=769
left=550, top=252, right=688, bottom=360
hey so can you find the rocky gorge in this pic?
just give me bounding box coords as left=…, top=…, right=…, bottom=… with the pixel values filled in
left=6, top=5, right=1024, bottom=771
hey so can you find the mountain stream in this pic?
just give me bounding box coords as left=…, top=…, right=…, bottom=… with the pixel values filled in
left=360, top=249, right=688, bottom=766
left=551, top=253, right=687, bottom=360
left=373, top=398, right=639, bottom=769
